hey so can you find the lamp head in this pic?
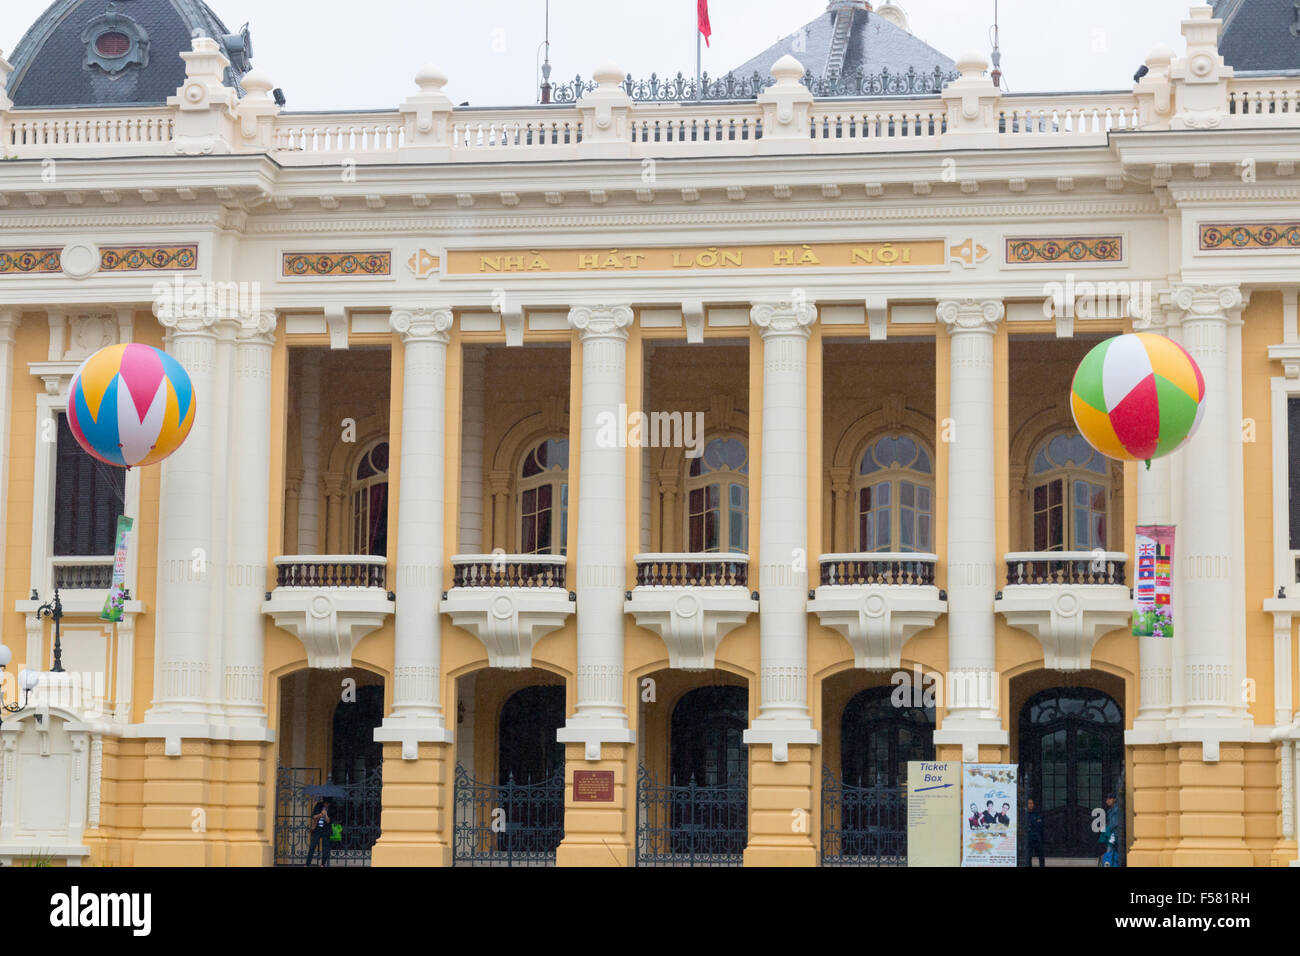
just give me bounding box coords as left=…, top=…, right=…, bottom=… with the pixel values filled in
left=18, top=669, right=40, bottom=692
left=0, top=644, right=10, bottom=669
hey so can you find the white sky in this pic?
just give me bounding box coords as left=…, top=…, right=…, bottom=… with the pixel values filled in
left=3, top=0, right=1209, bottom=109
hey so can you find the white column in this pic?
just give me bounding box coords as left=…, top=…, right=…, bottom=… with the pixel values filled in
left=1170, top=284, right=1252, bottom=734
left=557, top=305, right=637, bottom=760
left=458, top=345, right=485, bottom=553
left=934, top=299, right=1008, bottom=759
left=0, top=311, right=17, bottom=653
left=375, top=307, right=455, bottom=757
left=223, top=311, right=276, bottom=728
left=144, top=306, right=225, bottom=727
left=742, top=299, right=820, bottom=763
left=1131, top=452, right=1174, bottom=734
left=297, top=351, right=322, bottom=555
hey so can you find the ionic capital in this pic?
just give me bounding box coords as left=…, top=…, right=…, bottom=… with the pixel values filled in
left=937, top=298, right=1004, bottom=334
left=390, top=306, right=453, bottom=343
left=568, top=304, right=633, bottom=341
left=1169, top=284, right=1245, bottom=324
left=751, top=298, right=817, bottom=338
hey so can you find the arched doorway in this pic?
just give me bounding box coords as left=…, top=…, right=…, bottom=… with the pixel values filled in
left=452, top=672, right=567, bottom=867
left=841, top=685, right=935, bottom=788
left=498, top=685, right=565, bottom=785
left=637, top=681, right=749, bottom=866
left=274, top=669, right=385, bottom=867
left=824, top=685, right=934, bottom=866
left=1018, top=687, right=1123, bottom=858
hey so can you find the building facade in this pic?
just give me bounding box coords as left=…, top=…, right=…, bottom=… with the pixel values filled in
left=0, top=0, right=1298, bottom=867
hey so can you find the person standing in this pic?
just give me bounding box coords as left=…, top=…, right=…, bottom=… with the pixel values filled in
left=306, top=799, right=331, bottom=867
left=1025, top=797, right=1046, bottom=867
left=1099, top=793, right=1121, bottom=866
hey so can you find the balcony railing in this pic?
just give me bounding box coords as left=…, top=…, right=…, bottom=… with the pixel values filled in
left=274, top=555, right=387, bottom=589
left=51, top=556, right=115, bottom=590
left=818, top=553, right=938, bottom=587
left=450, top=554, right=567, bottom=589
left=1004, top=552, right=1127, bottom=587
left=634, top=554, right=749, bottom=588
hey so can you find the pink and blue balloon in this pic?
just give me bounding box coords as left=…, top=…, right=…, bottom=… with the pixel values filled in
left=66, top=344, right=196, bottom=469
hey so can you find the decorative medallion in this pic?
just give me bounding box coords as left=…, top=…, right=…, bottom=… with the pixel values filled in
left=0, top=248, right=62, bottom=274
left=99, top=245, right=198, bottom=272
left=407, top=249, right=441, bottom=278
left=1199, top=222, right=1300, bottom=251
left=950, top=238, right=990, bottom=269
left=1006, top=236, right=1122, bottom=264
left=283, top=252, right=392, bottom=277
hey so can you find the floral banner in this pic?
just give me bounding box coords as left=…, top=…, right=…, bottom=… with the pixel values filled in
left=1133, top=525, right=1174, bottom=638
left=961, top=764, right=1018, bottom=867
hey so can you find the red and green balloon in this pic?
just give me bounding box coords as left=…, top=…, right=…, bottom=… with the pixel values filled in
left=1070, top=333, right=1205, bottom=467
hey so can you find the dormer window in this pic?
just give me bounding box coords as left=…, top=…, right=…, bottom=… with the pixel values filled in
left=95, top=32, right=131, bottom=58
left=82, top=12, right=150, bottom=75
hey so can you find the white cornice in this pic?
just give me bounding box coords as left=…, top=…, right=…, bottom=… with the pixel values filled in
left=239, top=199, right=1163, bottom=235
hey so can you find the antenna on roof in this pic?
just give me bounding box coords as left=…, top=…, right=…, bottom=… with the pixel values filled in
left=990, top=0, right=1003, bottom=90
left=538, top=0, right=553, bottom=104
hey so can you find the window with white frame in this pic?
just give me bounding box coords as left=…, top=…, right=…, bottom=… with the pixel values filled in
left=1029, top=432, right=1109, bottom=552
left=855, top=433, right=934, bottom=553
left=519, top=438, right=568, bottom=555
left=685, top=437, right=749, bottom=554
left=349, top=440, right=389, bottom=557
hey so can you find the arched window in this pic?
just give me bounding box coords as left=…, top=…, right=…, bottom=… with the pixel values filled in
left=685, top=438, right=748, bottom=554
left=350, top=440, right=389, bottom=556
left=519, top=439, right=569, bottom=555
left=855, top=433, right=934, bottom=553
left=841, top=686, right=935, bottom=788
left=1029, top=432, right=1109, bottom=552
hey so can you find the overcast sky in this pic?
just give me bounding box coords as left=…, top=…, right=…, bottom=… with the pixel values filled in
left=3, top=0, right=1209, bottom=109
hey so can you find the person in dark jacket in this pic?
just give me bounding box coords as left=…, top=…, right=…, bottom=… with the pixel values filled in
left=306, top=799, right=331, bottom=866
left=1099, top=793, right=1122, bottom=866
left=1025, top=797, right=1046, bottom=867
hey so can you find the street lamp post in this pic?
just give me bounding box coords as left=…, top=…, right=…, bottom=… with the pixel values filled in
left=33, top=588, right=65, bottom=674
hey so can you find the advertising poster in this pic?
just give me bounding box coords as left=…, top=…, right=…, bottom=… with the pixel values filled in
left=907, top=761, right=961, bottom=867
left=100, top=516, right=134, bottom=623
left=1132, top=525, right=1175, bottom=638
left=961, top=763, right=1018, bottom=867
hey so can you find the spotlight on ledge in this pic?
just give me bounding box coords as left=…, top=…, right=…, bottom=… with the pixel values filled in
left=272, top=88, right=287, bottom=107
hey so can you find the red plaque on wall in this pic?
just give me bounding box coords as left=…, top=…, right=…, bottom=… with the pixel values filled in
left=573, top=770, right=616, bottom=802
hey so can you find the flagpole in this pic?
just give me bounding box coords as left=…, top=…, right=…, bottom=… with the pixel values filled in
left=696, top=20, right=702, bottom=101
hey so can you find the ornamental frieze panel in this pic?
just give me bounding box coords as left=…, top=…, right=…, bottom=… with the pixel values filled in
left=0, top=248, right=62, bottom=274
left=282, top=252, right=392, bottom=277
left=98, top=245, right=198, bottom=272
left=1199, top=222, right=1300, bottom=251
left=1005, top=236, right=1123, bottom=264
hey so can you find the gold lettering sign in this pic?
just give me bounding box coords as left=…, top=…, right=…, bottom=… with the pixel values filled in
left=447, top=240, right=945, bottom=275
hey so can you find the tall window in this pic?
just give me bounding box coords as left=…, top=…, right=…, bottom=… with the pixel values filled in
left=350, top=440, right=389, bottom=556
left=1030, top=432, right=1109, bottom=552
left=519, top=439, right=568, bottom=555
left=855, top=433, right=934, bottom=553
left=54, top=412, right=124, bottom=556
left=841, top=686, right=935, bottom=788
left=686, top=438, right=748, bottom=554
left=1289, top=398, right=1300, bottom=550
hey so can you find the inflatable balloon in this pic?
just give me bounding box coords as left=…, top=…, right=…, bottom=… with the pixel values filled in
left=1070, top=333, right=1205, bottom=468
left=66, top=344, right=196, bottom=469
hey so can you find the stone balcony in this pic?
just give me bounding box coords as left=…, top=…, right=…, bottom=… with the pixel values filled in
left=441, top=555, right=573, bottom=669
left=625, top=554, right=757, bottom=670
left=262, top=556, right=393, bottom=669
left=995, top=551, right=1131, bottom=671
left=808, top=553, right=946, bottom=670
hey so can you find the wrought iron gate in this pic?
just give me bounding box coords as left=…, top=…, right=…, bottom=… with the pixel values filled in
left=821, top=768, right=907, bottom=866
left=273, top=765, right=383, bottom=867
left=452, top=764, right=565, bottom=866
left=635, top=766, right=747, bottom=866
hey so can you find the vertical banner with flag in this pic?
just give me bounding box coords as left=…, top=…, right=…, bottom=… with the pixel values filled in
left=698, top=0, right=712, bottom=46
left=101, top=515, right=133, bottom=623
left=1132, top=525, right=1175, bottom=638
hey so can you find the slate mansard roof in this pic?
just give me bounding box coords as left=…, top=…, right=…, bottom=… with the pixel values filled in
left=6, top=0, right=251, bottom=108
left=727, top=2, right=956, bottom=84
left=1212, top=0, right=1300, bottom=72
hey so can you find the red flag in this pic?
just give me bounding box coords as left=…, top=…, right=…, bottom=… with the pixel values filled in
left=698, top=0, right=712, bottom=46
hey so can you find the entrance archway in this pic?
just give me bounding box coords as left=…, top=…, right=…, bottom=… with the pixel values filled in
left=1018, top=687, right=1123, bottom=858
left=274, top=668, right=385, bottom=866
